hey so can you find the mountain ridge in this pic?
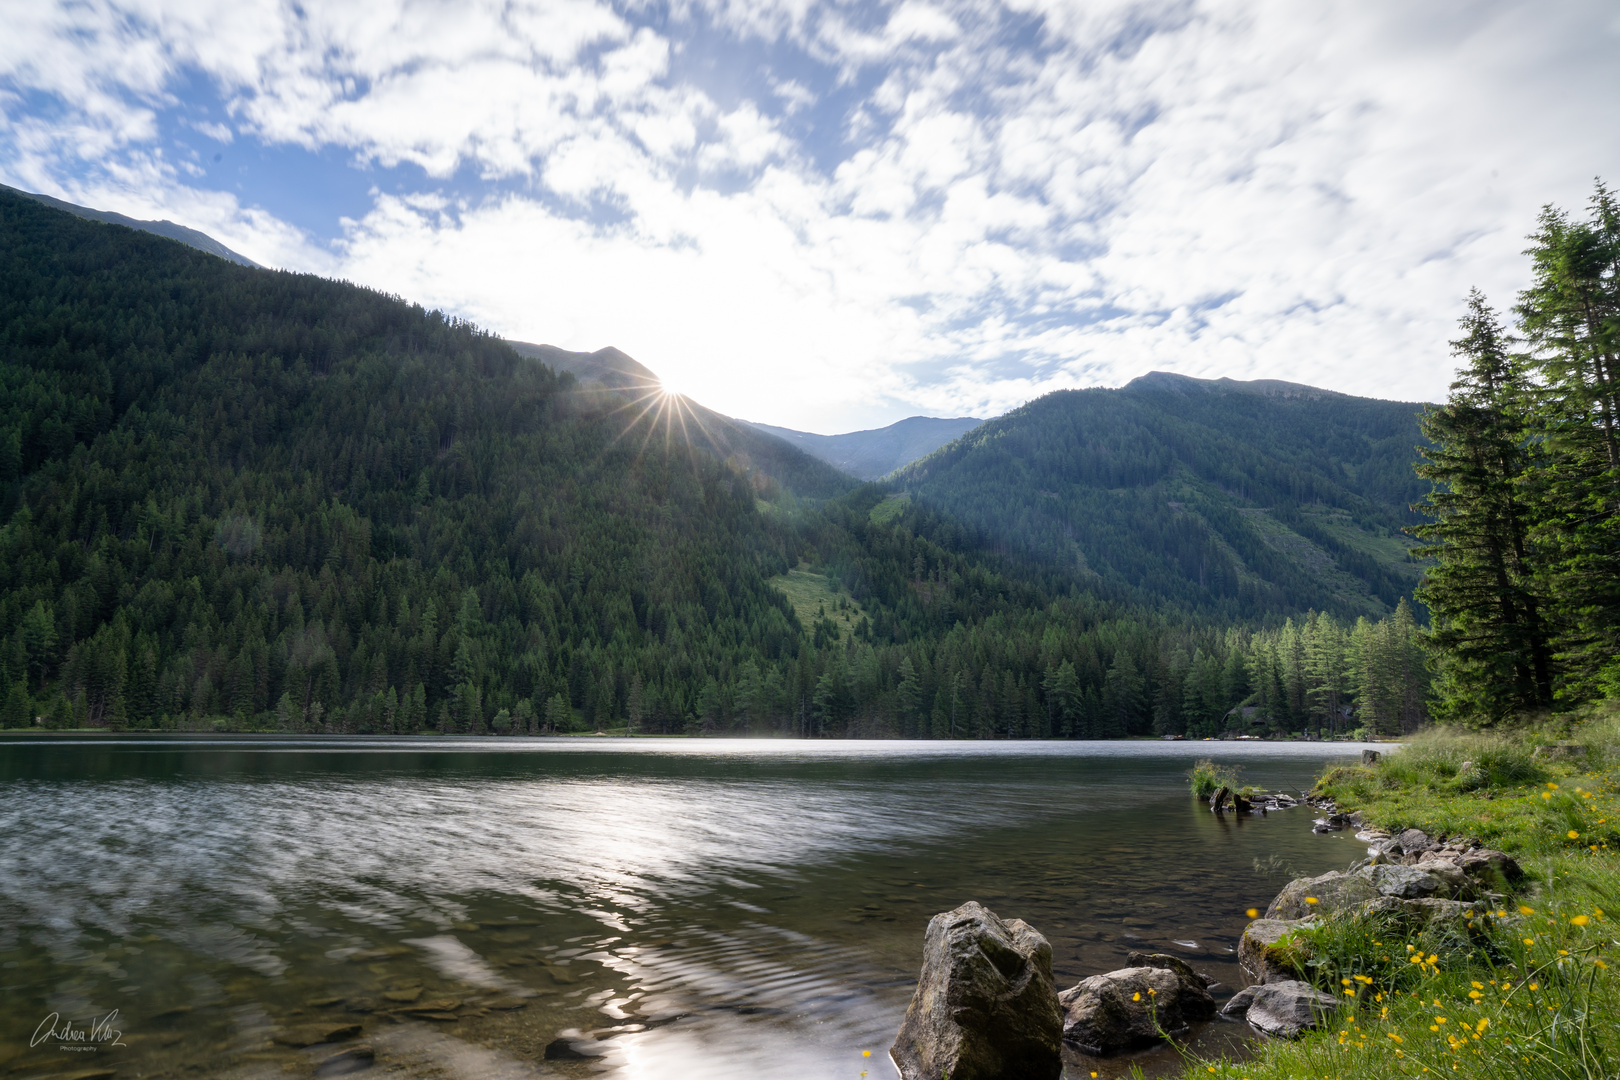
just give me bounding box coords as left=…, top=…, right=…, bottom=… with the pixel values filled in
left=744, top=415, right=984, bottom=480
left=506, top=340, right=854, bottom=500
left=892, top=374, right=1432, bottom=621
left=0, top=183, right=261, bottom=268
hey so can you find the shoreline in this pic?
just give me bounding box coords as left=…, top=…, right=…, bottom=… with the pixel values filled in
left=1169, top=725, right=1618, bottom=1080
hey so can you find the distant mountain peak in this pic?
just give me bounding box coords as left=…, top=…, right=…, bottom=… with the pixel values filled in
left=744, top=415, right=985, bottom=480
left=506, top=341, right=661, bottom=391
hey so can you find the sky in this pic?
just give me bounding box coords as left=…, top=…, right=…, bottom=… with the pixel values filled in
left=2, top=1, right=1618, bottom=433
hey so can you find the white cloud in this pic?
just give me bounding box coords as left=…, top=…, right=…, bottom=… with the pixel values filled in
left=2, top=0, right=1619, bottom=431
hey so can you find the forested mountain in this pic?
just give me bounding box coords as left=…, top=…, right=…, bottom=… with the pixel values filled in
left=746, top=415, right=984, bottom=480
left=0, top=186, right=1428, bottom=740
left=893, top=373, right=1431, bottom=622
left=507, top=342, right=658, bottom=392
left=508, top=340, right=854, bottom=499
left=1, top=183, right=260, bottom=268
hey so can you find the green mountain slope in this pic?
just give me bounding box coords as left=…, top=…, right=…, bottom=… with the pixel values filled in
left=508, top=341, right=855, bottom=500
left=744, top=415, right=984, bottom=480
left=1, top=183, right=261, bottom=267
left=893, top=372, right=1431, bottom=621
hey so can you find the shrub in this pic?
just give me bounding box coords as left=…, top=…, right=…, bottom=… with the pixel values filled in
left=1187, top=758, right=1241, bottom=798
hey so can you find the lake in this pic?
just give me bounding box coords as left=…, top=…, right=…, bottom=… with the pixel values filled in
left=0, top=737, right=1379, bottom=1080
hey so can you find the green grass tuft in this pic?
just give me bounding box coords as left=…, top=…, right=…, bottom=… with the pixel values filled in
left=1187, top=758, right=1242, bottom=799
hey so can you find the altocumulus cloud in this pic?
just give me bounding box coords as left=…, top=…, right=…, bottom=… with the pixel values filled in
left=2, top=0, right=1618, bottom=430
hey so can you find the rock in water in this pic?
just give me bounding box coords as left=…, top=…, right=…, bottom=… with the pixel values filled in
left=1059, top=955, right=1216, bottom=1054
left=890, top=902, right=1063, bottom=1080
left=1219, top=980, right=1339, bottom=1038
left=1238, top=919, right=1303, bottom=983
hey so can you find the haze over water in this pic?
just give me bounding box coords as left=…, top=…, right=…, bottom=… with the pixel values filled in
left=0, top=738, right=1379, bottom=1079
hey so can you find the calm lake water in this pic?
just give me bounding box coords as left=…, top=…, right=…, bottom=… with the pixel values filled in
left=0, top=737, right=1380, bottom=1080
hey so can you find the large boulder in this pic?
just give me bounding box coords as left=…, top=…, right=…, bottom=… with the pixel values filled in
left=1238, top=919, right=1305, bottom=983
left=1058, top=957, right=1214, bottom=1055
left=1411, top=857, right=1472, bottom=899
left=1400, top=898, right=1488, bottom=935
left=1219, top=980, right=1340, bottom=1038
left=1458, top=847, right=1523, bottom=889
left=890, top=902, right=1063, bottom=1080
left=1125, top=951, right=1216, bottom=998
left=1266, top=872, right=1378, bottom=920
left=1354, top=863, right=1443, bottom=899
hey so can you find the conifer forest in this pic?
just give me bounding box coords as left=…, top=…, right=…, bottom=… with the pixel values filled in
left=2, top=182, right=1613, bottom=737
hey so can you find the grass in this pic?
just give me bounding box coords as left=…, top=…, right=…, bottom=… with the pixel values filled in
left=766, top=564, right=868, bottom=631
left=868, top=493, right=910, bottom=526
left=1187, top=758, right=1264, bottom=800
left=1188, top=758, right=1240, bottom=798
left=1164, top=714, right=1620, bottom=1080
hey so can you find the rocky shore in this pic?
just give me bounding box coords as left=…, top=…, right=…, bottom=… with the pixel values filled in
left=888, top=788, right=1523, bottom=1080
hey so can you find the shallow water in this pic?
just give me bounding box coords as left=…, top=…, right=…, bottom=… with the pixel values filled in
left=0, top=737, right=1379, bottom=1080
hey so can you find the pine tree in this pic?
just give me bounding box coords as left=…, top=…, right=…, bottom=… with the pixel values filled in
left=625, top=673, right=645, bottom=733
left=1042, top=660, right=1080, bottom=737
left=1, top=683, right=29, bottom=728
left=1303, top=612, right=1348, bottom=735
left=895, top=656, right=922, bottom=731
left=544, top=692, right=572, bottom=733
left=1516, top=186, right=1620, bottom=699
left=1412, top=290, right=1553, bottom=722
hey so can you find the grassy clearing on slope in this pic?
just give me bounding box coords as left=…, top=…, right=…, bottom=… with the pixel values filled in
left=868, top=493, right=910, bottom=526
left=1169, top=716, right=1620, bottom=1080
left=765, top=564, right=868, bottom=633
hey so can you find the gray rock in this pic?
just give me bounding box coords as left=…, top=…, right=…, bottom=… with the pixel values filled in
left=1235, top=980, right=1340, bottom=1038
left=1266, top=872, right=1378, bottom=920
left=1238, top=919, right=1304, bottom=983
left=1220, top=985, right=1261, bottom=1018
left=544, top=1037, right=607, bottom=1060
left=1355, top=863, right=1442, bottom=899
left=890, top=902, right=1062, bottom=1080
left=1458, top=847, right=1523, bottom=887
left=1401, top=898, right=1487, bottom=932
left=274, top=1023, right=362, bottom=1048
left=1395, top=828, right=1434, bottom=854
left=1123, top=951, right=1215, bottom=1011
left=1058, top=963, right=1211, bottom=1055
left=315, top=1046, right=376, bottom=1078
left=1347, top=896, right=1486, bottom=940
left=1412, top=858, right=1472, bottom=899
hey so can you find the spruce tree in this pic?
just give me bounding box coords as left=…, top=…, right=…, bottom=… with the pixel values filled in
left=1412, top=290, right=1553, bottom=722
left=1516, top=185, right=1620, bottom=699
